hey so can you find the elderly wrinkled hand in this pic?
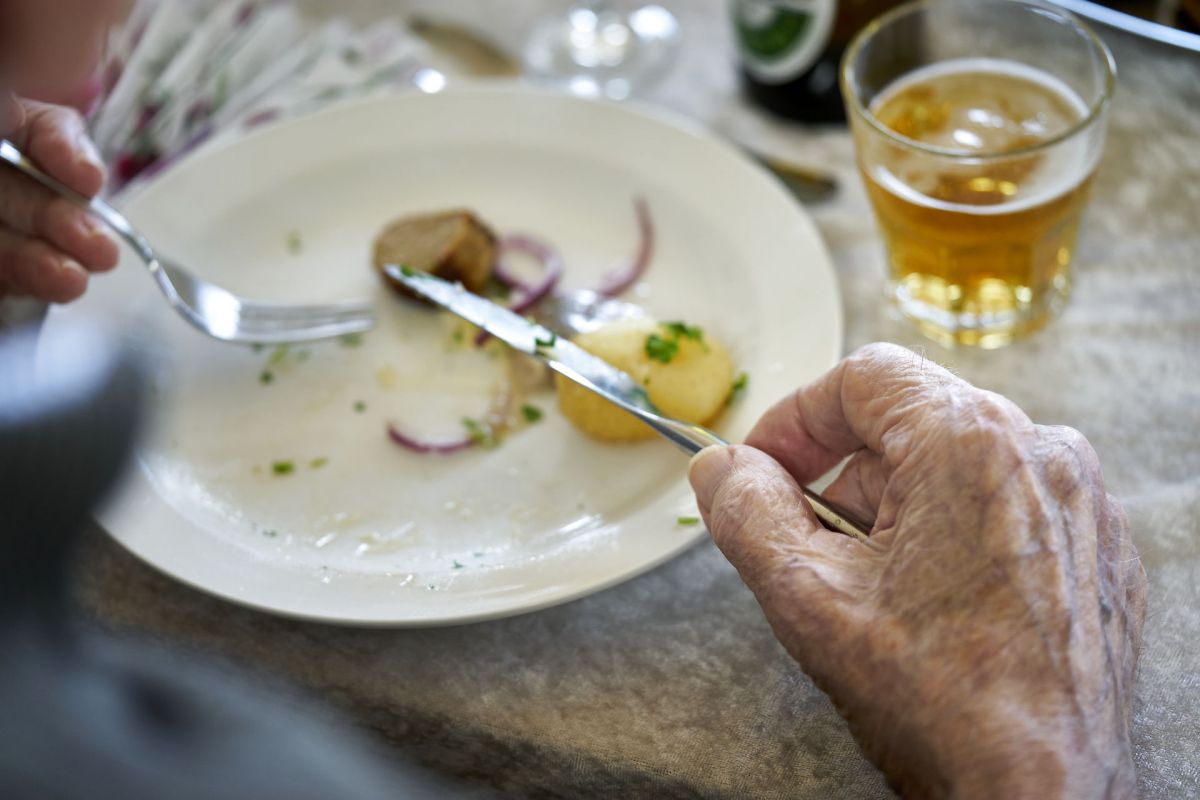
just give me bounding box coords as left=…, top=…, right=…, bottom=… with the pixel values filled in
left=0, top=96, right=118, bottom=303
left=688, top=343, right=1146, bottom=799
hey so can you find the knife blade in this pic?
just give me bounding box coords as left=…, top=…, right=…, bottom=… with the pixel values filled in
left=382, top=264, right=872, bottom=541
left=384, top=264, right=660, bottom=418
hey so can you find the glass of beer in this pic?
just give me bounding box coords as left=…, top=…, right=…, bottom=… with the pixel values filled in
left=841, top=0, right=1115, bottom=348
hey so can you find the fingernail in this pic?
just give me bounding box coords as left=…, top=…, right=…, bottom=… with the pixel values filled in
left=688, top=445, right=732, bottom=502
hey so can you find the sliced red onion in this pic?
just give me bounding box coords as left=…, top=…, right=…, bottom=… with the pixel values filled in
left=386, top=382, right=515, bottom=456
left=594, top=197, right=653, bottom=298
left=495, top=234, right=564, bottom=312
left=475, top=234, right=564, bottom=346
left=386, top=423, right=476, bottom=454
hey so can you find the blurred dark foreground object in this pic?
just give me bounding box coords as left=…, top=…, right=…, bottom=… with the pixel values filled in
left=0, top=321, right=456, bottom=800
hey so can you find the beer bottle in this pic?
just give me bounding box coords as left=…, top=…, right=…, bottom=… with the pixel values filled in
left=733, top=0, right=902, bottom=123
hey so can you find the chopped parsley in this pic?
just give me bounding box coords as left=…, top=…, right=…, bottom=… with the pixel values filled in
left=268, top=344, right=290, bottom=365
left=309, top=457, right=329, bottom=469
left=534, top=330, right=557, bottom=349
left=462, top=417, right=499, bottom=448
left=521, top=403, right=544, bottom=423
left=251, top=343, right=264, bottom=353
left=259, top=369, right=274, bottom=385
left=664, top=321, right=704, bottom=343
left=451, top=329, right=464, bottom=344
left=646, top=320, right=707, bottom=364
left=338, top=332, right=363, bottom=347
left=262, top=529, right=278, bottom=538
left=730, top=372, right=749, bottom=401
left=285, top=230, right=302, bottom=254
left=399, top=264, right=417, bottom=278
left=452, top=560, right=465, bottom=570
left=353, top=401, right=367, bottom=413
left=271, top=460, right=295, bottom=475
left=676, top=516, right=701, bottom=526
left=644, top=333, right=679, bottom=363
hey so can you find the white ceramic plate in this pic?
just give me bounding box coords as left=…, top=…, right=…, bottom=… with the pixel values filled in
left=41, top=85, right=842, bottom=626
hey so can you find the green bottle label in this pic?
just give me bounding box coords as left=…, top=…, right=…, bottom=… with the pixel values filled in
left=734, top=0, right=836, bottom=84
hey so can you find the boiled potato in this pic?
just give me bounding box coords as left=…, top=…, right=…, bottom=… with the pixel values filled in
left=555, top=318, right=735, bottom=442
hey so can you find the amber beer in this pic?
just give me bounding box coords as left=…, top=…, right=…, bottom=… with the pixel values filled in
left=842, top=0, right=1114, bottom=348
left=862, top=59, right=1096, bottom=347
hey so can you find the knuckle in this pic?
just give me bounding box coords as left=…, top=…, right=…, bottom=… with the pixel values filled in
left=1038, top=424, right=1103, bottom=485
left=1128, top=556, right=1148, bottom=596
left=1106, top=493, right=1148, bottom=594
left=1042, top=423, right=1095, bottom=455
left=970, top=390, right=1029, bottom=431
left=846, top=342, right=922, bottom=385
left=950, top=391, right=1029, bottom=460
left=848, top=341, right=910, bottom=364
left=1104, top=492, right=1132, bottom=534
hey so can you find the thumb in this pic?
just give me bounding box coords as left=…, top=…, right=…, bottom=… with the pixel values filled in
left=688, top=445, right=864, bottom=629
left=689, top=445, right=878, bottom=709
left=689, top=444, right=832, bottom=591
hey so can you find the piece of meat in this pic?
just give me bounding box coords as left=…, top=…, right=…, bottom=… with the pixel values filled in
left=373, top=210, right=496, bottom=294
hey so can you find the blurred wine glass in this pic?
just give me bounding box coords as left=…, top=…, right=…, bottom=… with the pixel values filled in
left=524, top=2, right=680, bottom=99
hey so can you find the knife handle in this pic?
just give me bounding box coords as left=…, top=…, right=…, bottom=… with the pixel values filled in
left=634, top=413, right=873, bottom=542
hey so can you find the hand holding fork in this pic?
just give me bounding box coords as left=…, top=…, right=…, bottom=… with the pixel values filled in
left=0, top=101, right=372, bottom=343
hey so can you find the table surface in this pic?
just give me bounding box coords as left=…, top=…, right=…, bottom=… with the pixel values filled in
left=70, top=2, right=1200, bottom=797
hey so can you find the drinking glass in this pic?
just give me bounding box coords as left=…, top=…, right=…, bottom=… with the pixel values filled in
left=842, top=0, right=1115, bottom=348
left=524, top=2, right=680, bottom=99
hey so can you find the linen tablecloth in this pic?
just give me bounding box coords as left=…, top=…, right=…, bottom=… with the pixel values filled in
left=71, top=1, right=1200, bottom=796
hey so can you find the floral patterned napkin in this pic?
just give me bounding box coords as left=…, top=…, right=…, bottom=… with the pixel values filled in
left=91, top=0, right=432, bottom=197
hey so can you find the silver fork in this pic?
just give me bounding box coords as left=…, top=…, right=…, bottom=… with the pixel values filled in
left=0, top=139, right=374, bottom=344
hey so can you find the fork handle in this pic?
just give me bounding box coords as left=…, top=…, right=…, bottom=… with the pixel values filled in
left=637, top=414, right=873, bottom=541
left=0, top=139, right=156, bottom=264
